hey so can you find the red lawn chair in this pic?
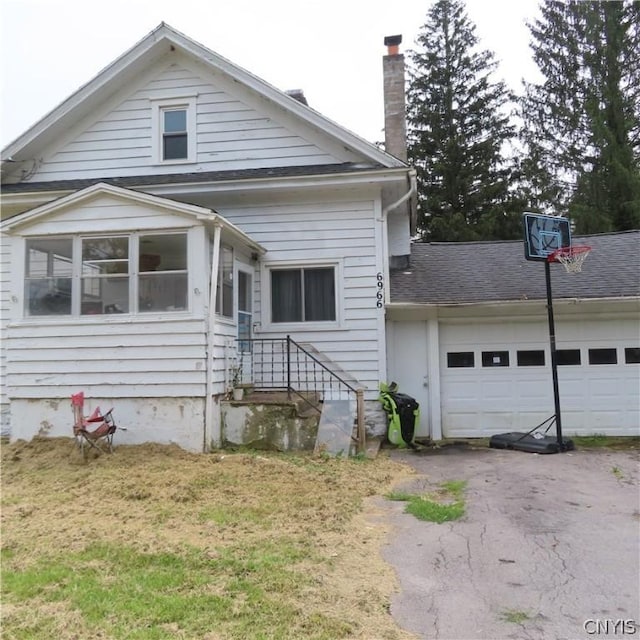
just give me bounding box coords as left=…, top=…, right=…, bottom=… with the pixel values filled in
left=71, top=391, right=119, bottom=455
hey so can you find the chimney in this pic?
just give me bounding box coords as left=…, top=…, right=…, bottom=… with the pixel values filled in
left=383, top=35, right=407, bottom=162
left=285, top=89, right=309, bottom=106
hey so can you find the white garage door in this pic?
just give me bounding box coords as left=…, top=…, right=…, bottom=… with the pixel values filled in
left=440, top=318, right=640, bottom=437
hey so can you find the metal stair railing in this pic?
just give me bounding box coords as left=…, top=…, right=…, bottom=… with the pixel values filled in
left=232, top=336, right=365, bottom=452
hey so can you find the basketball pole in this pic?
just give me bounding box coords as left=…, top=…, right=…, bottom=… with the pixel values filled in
left=544, top=260, right=565, bottom=448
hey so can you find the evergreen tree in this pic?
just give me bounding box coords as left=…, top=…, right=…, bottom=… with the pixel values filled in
left=519, top=0, right=640, bottom=232
left=406, top=0, right=519, bottom=242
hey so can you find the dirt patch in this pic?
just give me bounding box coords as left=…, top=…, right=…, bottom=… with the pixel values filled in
left=1, top=437, right=416, bottom=639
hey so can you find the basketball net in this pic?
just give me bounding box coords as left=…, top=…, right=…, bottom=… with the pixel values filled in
left=548, top=245, right=592, bottom=273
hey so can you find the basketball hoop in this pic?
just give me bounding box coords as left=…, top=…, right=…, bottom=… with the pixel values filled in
left=547, top=245, right=592, bottom=273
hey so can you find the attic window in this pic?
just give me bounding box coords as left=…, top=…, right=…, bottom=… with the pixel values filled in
left=162, top=109, right=188, bottom=160
left=151, top=96, right=196, bottom=164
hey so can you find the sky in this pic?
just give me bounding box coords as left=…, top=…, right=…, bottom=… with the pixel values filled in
left=0, top=0, right=540, bottom=149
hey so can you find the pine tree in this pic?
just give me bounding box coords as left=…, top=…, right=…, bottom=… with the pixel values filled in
left=406, top=0, right=519, bottom=242
left=519, top=0, right=640, bottom=232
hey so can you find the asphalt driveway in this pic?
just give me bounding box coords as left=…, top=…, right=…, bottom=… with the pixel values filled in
left=381, top=444, right=639, bottom=640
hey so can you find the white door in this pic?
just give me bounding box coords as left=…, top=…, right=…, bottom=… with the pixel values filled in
left=386, top=320, right=430, bottom=438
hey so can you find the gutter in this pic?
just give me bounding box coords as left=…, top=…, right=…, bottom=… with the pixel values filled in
left=386, top=295, right=640, bottom=310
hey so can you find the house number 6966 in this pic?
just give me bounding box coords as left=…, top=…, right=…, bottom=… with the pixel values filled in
left=376, top=272, right=384, bottom=308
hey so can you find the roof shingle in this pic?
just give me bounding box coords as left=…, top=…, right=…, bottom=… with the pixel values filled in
left=390, top=231, right=640, bottom=304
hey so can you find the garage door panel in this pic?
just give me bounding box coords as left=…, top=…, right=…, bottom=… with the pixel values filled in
left=444, top=410, right=558, bottom=437
left=562, top=409, right=633, bottom=434
left=479, top=380, right=514, bottom=400
left=556, top=377, right=588, bottom=399
left=587, top=378, right=623, bottom=400
left=444, top=379, right=479, bottom=401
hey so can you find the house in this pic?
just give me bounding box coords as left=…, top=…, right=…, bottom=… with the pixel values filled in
left=0, top=24, right=415, bottom=450
left=387, top=231, right=640, bottom=439
left=2, top=24, right=637, bottom=451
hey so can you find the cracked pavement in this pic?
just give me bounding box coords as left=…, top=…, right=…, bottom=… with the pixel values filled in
left=381, top=445, right=640, bottom=640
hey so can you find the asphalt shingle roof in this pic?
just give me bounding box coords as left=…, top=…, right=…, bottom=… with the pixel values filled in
left=390, top=230, right=640, bottom=304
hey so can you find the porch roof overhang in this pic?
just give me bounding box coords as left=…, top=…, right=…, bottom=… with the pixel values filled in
left=0, top=181, right=266, bottom=254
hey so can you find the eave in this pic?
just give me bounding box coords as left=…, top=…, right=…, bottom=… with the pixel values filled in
left=0, top=166, right=413, bottom=221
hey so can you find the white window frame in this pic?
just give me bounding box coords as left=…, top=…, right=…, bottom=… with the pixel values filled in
left=150, top=96, right=197, bottom=165
left=22, top=231, right=191, bottom=319
left=262, top=259, right=343, bottom=331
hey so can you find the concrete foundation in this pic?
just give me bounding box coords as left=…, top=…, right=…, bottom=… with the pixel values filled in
left=9, top=397, right=206, bottom=452
left=221, top=395, right=320, bottom=451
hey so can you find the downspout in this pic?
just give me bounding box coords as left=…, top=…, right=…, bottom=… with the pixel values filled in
left=381, top=168, right=417, bottom=304
left=382, top=169, right=417, bottom=217
left=204, top=222, right=222, bottom=451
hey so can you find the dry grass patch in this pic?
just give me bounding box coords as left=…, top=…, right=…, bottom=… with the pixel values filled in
left=1, top=437, right=416, bottom=640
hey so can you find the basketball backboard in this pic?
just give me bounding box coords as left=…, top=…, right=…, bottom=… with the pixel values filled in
left=523, top=213, right=571, bottom=261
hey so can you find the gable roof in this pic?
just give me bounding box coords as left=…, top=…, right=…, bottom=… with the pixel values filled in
left=390, top=230, right=640, bottom=305
left=1, top=23, right=404, bottom=174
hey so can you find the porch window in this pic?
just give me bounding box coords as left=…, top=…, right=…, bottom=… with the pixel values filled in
left=25, top=238, right=73, bottom=316
left=271, top=266, right=336, bottom=323
left=81, top=237, right=129, bottom=314
left=138, top=234, right=188, bottom=312
left=24, top=232, right=189, bottom=317
left=215, top=245, right=233, bottom=318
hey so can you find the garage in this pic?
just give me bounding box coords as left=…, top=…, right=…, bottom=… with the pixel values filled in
left=387, top=231, right=640, bottom=440
left=439, top=316, right=640, bottom=437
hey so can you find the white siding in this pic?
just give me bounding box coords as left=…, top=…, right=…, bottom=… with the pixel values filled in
left=20, top=58, right=358, bottom=183
left=213, top=193, right=385, bottom=398
left=387, top=210, right=411, bottom=257
left=6, top=318, right=207, bottom=398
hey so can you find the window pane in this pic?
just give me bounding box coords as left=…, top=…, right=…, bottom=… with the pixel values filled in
left=139, top=234, right=187, bottom=272
left=238, top=271, right=251, bottom=313
left=26, top=238, right=73, bottom=277
left=447, top=352, right=475, bottom=368
left=25, top=239, right=73, bottom=315
left=517, top=350, right=545, bottom=366
left=481, top=351, right=509, bottom=367
left=625, top=347, right=640, bottom=364
left=163, top=134, right=188, bottom=160
left=82, top=237, right=128, bottom=261
left=304, top=268, right=335, bottom=321
left=26, top=279, right=72, bottom=315
left=79, top=237, right=129, bottom=315
left=82, top=237, right=128, bottom=275
left=272, top=270, right=302, bottom=322
left=81, top=277, right=129, bottom=315
left=163, top=109, right=186, bottom=133
left=588, top=348, right=617, bottom=365
left=215, top=246, right=233, bottom=318
left=139, top=273, right=187, bottom=312
left=556, top=349, right=580, bottom=365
